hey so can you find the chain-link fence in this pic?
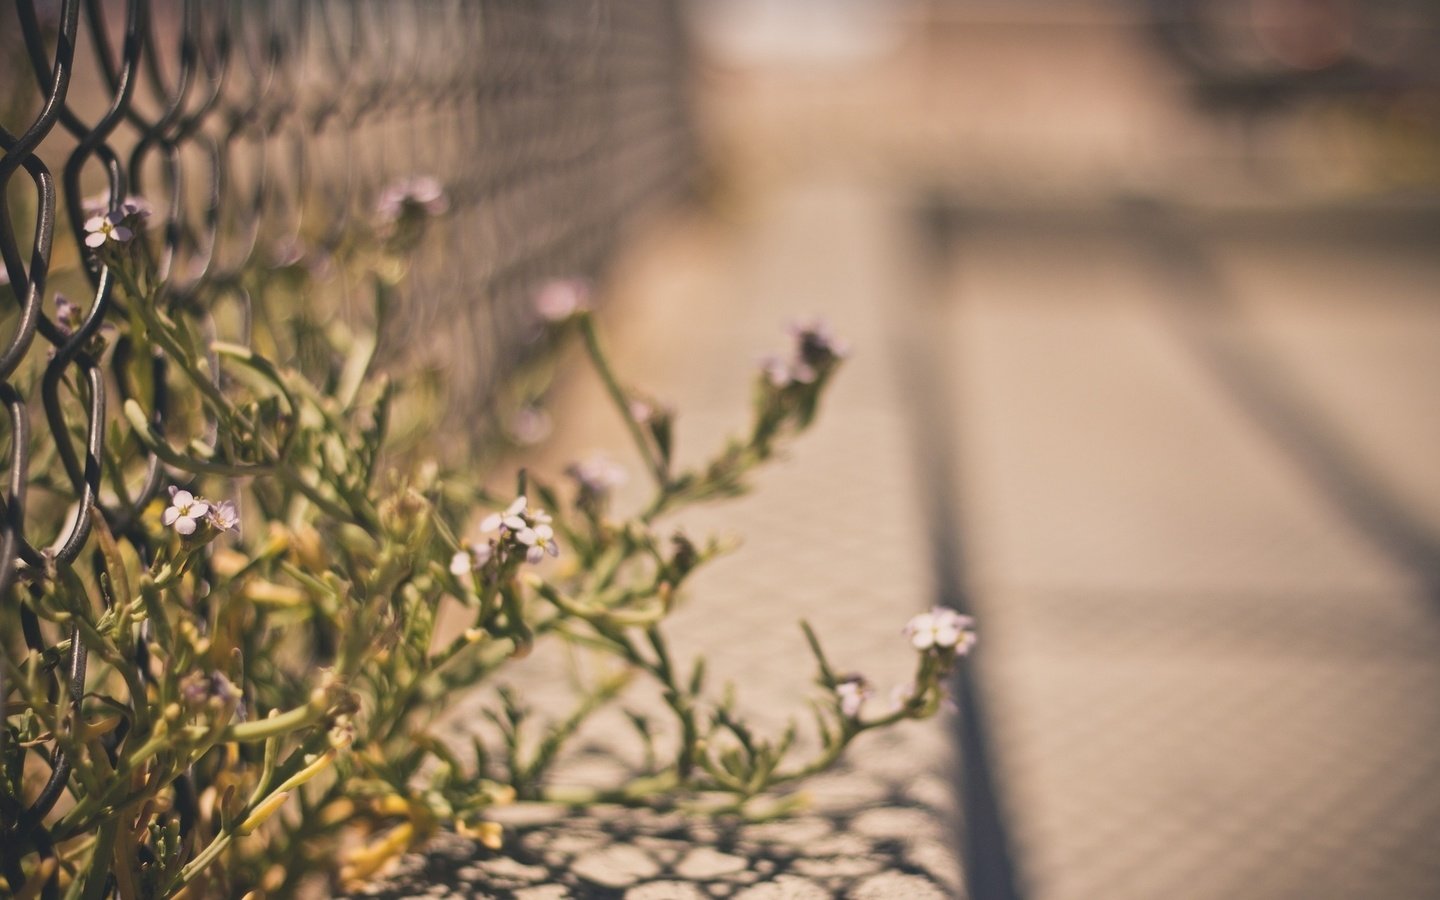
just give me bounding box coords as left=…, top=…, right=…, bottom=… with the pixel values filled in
left=0, top=1, right=694, bottom=867
left=0, top=0, right=693, bottom=590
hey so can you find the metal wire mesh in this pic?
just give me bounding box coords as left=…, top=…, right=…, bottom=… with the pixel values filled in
left=0, top=0, right=693, bottom=860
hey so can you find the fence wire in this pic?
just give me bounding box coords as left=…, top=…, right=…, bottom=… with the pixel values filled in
left=0, top=0, right=693, bottom=858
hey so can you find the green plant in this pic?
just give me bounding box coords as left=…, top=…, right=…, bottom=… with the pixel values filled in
left=0, top=182, right=975, bottom=898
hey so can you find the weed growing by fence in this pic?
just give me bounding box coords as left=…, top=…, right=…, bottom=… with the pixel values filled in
left=0, top=180, right=975, bottom=897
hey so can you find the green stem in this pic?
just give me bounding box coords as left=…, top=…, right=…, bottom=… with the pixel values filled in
left=77, top=820, right=118, bottom=900
left=223, top=701, right=323, bottom=743
left=540, top=769, right=681, bottom=806
left=578, top=314, right=668, bottom=489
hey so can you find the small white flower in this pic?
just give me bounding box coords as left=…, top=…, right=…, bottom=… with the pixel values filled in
left=450, top=541, right=494, bottom=575
left=889, top=682, right=917, bottom=713
left=903, top=607, right=976, bottom=654
left=450, top=551, right=471, bottom=575
left=208, top=500, right=240, bottom=534
left=516, top=523, right=560, bottom=564
left=162, top=488, right=210, bottom=536
left=534, top=278, right=591, bottom=323
left=836, top=675, right=870, bottom=718
left=83, top=211, right=133, bottom=249
left=480, top=496, right=530, bottom=534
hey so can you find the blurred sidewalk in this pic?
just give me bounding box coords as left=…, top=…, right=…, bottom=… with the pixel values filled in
left=604, top=4, right=1440, bottom=897
left=364, top=4, right=1440, bottom=897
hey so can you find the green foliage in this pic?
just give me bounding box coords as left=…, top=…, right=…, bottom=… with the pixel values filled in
left=0, top=191, right=972, bottom=898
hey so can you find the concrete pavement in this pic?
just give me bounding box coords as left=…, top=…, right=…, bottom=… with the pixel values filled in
left=358, top=5, right=1440, bottom=896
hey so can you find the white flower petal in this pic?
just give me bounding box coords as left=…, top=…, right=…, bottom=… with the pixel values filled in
left=450, top=551, right=472, bottom=575
left=175, top=516, right=197, bottom=536
left=479, top=513, right=501, bottom=533
left=162, top=507, right=179, bottom=526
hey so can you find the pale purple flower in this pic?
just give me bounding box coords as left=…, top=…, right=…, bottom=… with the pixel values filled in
left=208, top=500, right=240, bottom=534
left=376, top=175, right=449, bottom=224
left=478, top=495, right=560, bottom=565
left=163, top=488, right=210, bottom=536
left=480, top=496, right=530, bottom=534
left=566, top=453, right=627, bottom=501
left=509, top=406, right=553, bottom=446
left=83, top=211, right=133, bottom=249
left=903, top=607, right=977, bottom=654
left=54, top=294, right=82, bottom=335
left=516, top=523, right=560, bottom=563
left=534, top=278, right=591, bottom=323
left=836, top=674, right=871, bottom=718
left=83, top=192, right=153, bottom=225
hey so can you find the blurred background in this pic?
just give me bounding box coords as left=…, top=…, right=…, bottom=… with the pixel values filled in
left=5, top=0, right=1440, bottom=896
left=616, top=0, right=1440, bottom=897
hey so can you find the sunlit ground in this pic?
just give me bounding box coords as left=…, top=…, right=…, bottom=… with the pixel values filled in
left=584, top=1, right=1440, bottom=896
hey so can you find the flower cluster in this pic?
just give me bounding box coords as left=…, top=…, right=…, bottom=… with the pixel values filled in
left=835, top=674, right=871, bottom=718
left=450, top=495, right=561, bottom=582
left=82, top=194, right=152, bottom=249
left=829, top=609, right=975, bottom=722
left=749, top=319, right=848, bottom=456
left=903, top=606, right=977, bottom=655
left=761, top=319, right=849, bottom=389
left=162, top=487, right=240, bottom=538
